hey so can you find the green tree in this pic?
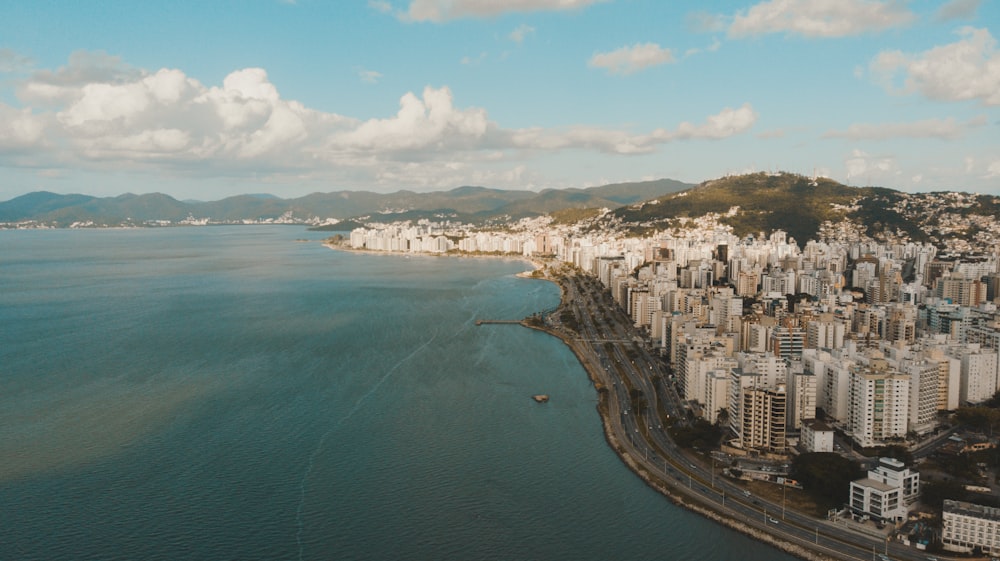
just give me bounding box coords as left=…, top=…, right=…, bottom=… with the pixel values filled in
left=791, top=453, right=864, bottom=510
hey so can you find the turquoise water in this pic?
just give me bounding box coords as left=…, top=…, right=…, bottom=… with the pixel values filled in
left=0, top=227, right=795, bottom=561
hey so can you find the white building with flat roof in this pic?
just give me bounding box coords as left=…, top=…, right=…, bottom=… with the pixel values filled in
left=848, top=457, right=920, bottom=523
left=943, top=499, right=1000, bottom=556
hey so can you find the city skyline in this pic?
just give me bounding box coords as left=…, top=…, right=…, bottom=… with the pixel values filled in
left=0, top=0, right=998, bottom=201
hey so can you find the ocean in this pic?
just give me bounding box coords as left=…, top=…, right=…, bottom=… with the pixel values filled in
left=0, top=226, right=796, bottom=561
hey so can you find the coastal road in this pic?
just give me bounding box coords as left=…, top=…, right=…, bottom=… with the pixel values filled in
left=540, top=268, right=935, bottom=561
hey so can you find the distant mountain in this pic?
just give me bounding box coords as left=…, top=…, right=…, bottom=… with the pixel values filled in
left=602, top=172, right=1000, bottom=249
left=0, top=191, right=97, bottom=222
left=0, top=179, right=693, bottom=227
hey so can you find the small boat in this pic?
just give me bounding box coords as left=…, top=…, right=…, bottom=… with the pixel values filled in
left=532, top=394, right=549, bottom=403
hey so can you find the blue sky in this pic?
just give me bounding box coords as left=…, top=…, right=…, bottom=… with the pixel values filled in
left=0, top=0, right=997, bottom=201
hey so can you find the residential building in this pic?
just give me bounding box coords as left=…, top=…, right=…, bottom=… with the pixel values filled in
left=848, top=457, right=920, bottom=523
left=942, top=500, right=1000, bottom=556
left=847, top=359, right=910, bottom=448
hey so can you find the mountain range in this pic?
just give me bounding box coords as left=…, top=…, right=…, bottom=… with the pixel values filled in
left=4, top=173, right=999, bottom=251
left=0, top=178, right=691, bottom=227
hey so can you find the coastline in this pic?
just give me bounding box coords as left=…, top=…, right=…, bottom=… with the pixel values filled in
left=321, top=240, right=542, bottom=272
left=519, top=269, right=837, bottom=561
left=322, top=242, right=833, bottom=561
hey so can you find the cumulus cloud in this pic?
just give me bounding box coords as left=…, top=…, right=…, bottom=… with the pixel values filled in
left=0, top=102, right=47, bottom=150
left=589, top=43, right=675, bottom=75
left=986, top=160, right=1000, bottom=179
left=676, top=103, right=758, bottom=139
left=823, top=116, right=985, bottom=140
left=332, top=86, right=491, bottom=154
left=935, top=0, right=980, bottom=21
left=0, top=52, right=759, bottom=188
left=509, top=24, right=535, bottom=44
left=870, top=26, right=1000, bottom=105
left=403, top=0, right=607, bottom=22
left=18, top=50, right=141, bottom=105
left=724, top=0, right=915, bottom=38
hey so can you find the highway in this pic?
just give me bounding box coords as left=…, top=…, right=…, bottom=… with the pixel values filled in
left=541, top=269, right=937, bottom=561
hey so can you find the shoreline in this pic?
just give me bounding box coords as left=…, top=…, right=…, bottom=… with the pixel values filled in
left=323, top=243, right=834, bottom=560
left=519, top=270, right=838, bottom=561
left=321, top=241, right=542, bottom=273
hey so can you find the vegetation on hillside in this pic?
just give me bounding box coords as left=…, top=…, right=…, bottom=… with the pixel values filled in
left=611, top=173, right=857, bottom=245
left=605, top=172, right=1000, bottom=248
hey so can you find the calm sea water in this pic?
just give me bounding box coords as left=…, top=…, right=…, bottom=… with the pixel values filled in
left=0, top=226, right=795, bottom=561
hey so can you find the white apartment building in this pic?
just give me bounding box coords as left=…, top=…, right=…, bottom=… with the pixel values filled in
left=728, top=355, right=789, bottom=453
left=943, top=499, right=1000, bottom=556
left=847, top=359, right=910, bottom=448
left=800, top=420, right=834, bottom=452
left=803, top=347, right=855, bottom=423
left=787, top=370, right=817, bottom=430
left=849, top=457, right=920, bottom=523
left=807, top=316, right=846, bottom=349
left=703, top=370, right=731, bottom=424
left=949, top=344, right=1000, bottom=404
left=902, top=357, right=943, bottom=435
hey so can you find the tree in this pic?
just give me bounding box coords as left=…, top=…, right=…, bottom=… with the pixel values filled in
left=792, top=453, right=864, bottom=510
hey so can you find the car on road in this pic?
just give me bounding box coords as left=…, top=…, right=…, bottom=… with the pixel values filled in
left=768, top=517, right=779, bottom=524
left=743, top=490, right=752, bottom=497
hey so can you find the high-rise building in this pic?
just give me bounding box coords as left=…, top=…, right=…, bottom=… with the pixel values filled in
left=736, top=384, right=787, bottom=453
left=847, top=359, right=910, bottom=447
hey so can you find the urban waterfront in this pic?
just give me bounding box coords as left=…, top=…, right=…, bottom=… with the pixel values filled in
left=0, top=226, right=798, bottom=561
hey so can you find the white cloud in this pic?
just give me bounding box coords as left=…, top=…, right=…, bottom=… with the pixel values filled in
left=822, top=116, right=985, bottom=140
left=507, top=103, right=757, bottom=153
left=0, top=103, right=46, bottom=150
left=18, top=50, right=140, bottom=105
left=589, top=43, right=675, bottom=75
left=675, top=103, right=759, bottom=139
left=935, top=0, right=981, bottom=21
left=358, top=69, right=383, bottom=84
left=509, top=24, right=535, bottom=44
left=725, top=0, right=915, bottom=38
left=404, top=0, right=607, bottom=22
left=845, top=148, right=898, bottom=183
left=684, top=38, right=722, bottom=58
left=871, top=26, right=1000, bottom=106
left=986, top=160, right=1000, bottom=178
left=0, top=52, right=759, bottom=190
left=333, top=86, right=491, bottom=153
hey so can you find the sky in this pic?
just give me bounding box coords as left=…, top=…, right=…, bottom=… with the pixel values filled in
left=0, top=0, right=998, bottom=201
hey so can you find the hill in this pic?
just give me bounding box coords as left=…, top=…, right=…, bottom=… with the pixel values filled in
left=0, top=179, right=692, bottom=227
left=603, top=172, right=1000, bottom=249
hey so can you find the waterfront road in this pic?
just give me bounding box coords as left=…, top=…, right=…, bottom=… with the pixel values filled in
left=538, top=268, right=934, bottom=561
